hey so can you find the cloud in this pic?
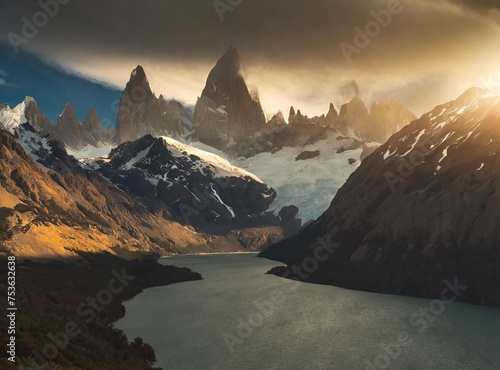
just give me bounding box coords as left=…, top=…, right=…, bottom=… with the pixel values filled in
left=1, top=0, right=500, bottom=116
left=0, top=70, right=11, bottom=86
left=0, top=78, right=11, bottom=87
left=450, top=0, right=500, bottom=11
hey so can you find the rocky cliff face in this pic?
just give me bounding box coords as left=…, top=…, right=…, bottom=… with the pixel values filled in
left=90, top=134, right=278, bottom=233
left=267, top=111, right=287, bottom=128
left=115, top=66, right=192, bottom=144
left=260, top=88, right=500, bottom=306
left=193, top=47, right=267, bottom=150
left=0, top=98, right=113, bottom=150
left=53, top=103, right=114, bottom=149
left=286, top=97, right=414, bottom=147
left=24, top=98, right=53, bottom=134
left=288, top=103, right=339, bottom=129
left=335, top=97, right=417, bottom=143
left=82, top=108, right=112, bottom=144
left=337, top=96, right=371, bottom=139
left=54, top=103, right=83, bottom=148
left=368, top=99, right=417, bottom=143
left=326, top=103, right=339, bottom=128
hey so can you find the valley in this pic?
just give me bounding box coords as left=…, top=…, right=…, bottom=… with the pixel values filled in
left=1, top=2, right=500, bottom=367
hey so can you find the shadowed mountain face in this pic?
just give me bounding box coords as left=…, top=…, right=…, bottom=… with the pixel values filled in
left=115, top=66, right=193, bottom=145
left=54, top=103, right=83, bottom=148
left=82, top=108, right=114, bottom=144
left=193, top=47, right=267, bottom=150
left=52, top=103, right=115, bottom=149
left=24, top=99, right=53, bottom=134
left=261, top=88, right=500, bottom=306
left=90, top=134, right=277, bottom=233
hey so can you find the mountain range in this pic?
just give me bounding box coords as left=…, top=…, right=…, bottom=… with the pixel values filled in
left=2, top=46, right=500, bottom=308
left=0, top=47, right=419, bottom=246
left=2, top=47, right=416, bottom=158
left=0, top=118, right=288, bottom=258
left=261, top=88, right=500, bottom=306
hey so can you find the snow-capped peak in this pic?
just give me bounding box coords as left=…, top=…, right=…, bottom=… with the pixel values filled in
left=160, top=136, right=263, bottom=182
left=0, top=97, right=34, bottom=133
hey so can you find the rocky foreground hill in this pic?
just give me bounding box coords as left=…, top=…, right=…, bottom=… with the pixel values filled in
left=261, top=88, right=500, bottom=306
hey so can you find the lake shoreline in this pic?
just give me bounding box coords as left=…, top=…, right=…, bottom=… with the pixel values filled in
left=0, top=251, right=202, bottom=369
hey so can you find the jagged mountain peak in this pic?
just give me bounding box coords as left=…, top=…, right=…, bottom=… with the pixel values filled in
left=267, top=111, right=287, bottom=128
left=225, top=46, right=239, bottom=57
left=24, top=96, right=38, bottom=111
left=130, top=65, right=147, bottom=83
left=339, top=96, right=369, bottom=118
left=82, top=108, right=102, bottom=131
left=274, top=110, right=285, bottom=119
left=55, top=102, right=82, bottom=148
left=0, top=98, right=29, bottom=132
left=327, top=103, right=338, bottom=116
left=124, top=65, right=154, bottom=99
left=115, top=66, right=193, bottom=144
left=201, top=47, right=246, bottom=103
left=216, top=46, right=243, bottom=74
left=23, top=97, right=53, bottom=134
left=24, top=96, right=36, bottom=105
left=348, top=95, right=366, bottom=107
left=85, top=107, right=99, bottom=120
left=194, top=47, right=266, bottom=151
left=60, top=102, right=77, bottom=118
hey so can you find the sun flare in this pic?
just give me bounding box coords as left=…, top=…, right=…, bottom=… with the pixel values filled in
left=481, top=76, right=500, bottom=96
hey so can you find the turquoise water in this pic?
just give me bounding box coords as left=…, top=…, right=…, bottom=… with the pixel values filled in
left=114, top=254, right=500, bottom=370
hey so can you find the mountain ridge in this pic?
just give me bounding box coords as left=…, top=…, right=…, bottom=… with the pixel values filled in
left=260, top=88, right=500, bottom=306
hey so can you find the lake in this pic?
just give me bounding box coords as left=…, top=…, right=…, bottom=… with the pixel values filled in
left=114, top=254, right=500, bottom=370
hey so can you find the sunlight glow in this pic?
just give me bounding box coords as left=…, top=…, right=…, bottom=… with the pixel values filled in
left=481, top=76, right=500, bottom=96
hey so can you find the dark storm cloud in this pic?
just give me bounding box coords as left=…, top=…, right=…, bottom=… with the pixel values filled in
left=1, top=0, right=370, bottom=62
left=451, top=0, right=500, bottom=11
left=1, top=0, right=494, bottom=68
left=1, top=0, right=499, bottom=115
